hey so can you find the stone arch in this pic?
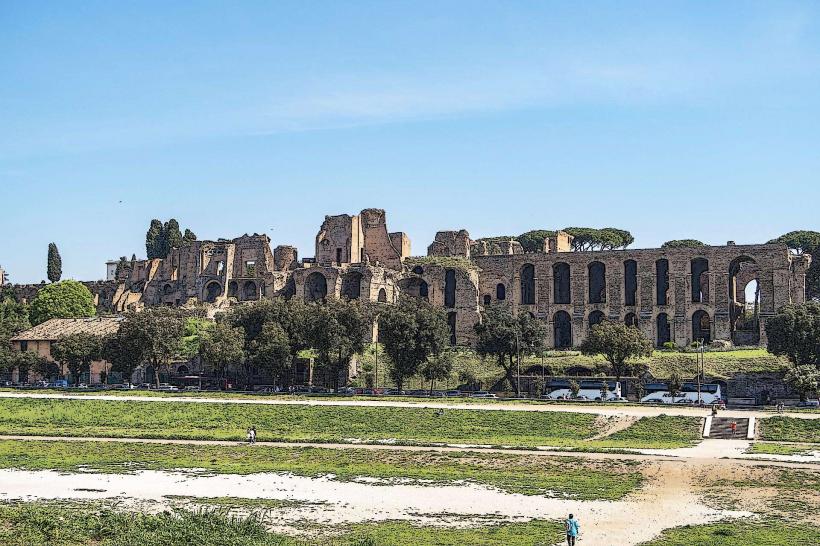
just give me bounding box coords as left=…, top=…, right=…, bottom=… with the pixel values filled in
left=399, top=277, right=429, bottom=300
left=377, top=288, right=387, bottom=303
left=692, top=309, right=711, bottom=343
left=176, top=365, right=189, bottom=375
left=242, top=280, right=258, bottom=300
left=203, top=281, right=222, bottom=303
left=163, top=283, right=175, bottom=296
left=411, top=265, right=424, bottom=275
left=496, top=283, right=506, bottom=301
left=553, top=310, right=572, bottom=348
left=520, top=264, right=535, bottom=305
left=657, top=313, right=671, bottom=345
left=588, top=310, right=606, bottom=329
left=341, top=271, right=363, bottom=300
left=624, top=312, right=638, bottom=328
left=305, top=271, right=328, bottom=303
left=729, top=256, right=760, bottom=345
left=444, top=269, right=456, bottom=308
left=588, top=261, right=606, bottom=304
left=624, top=259, right=637, bottom=306
left=656, top=259, right=669, bottom=305
left=553, top=262, right=571, bottom=304
left=691, top=258, right=709, bottom=303
left=227, top=281, right=238, bottom=298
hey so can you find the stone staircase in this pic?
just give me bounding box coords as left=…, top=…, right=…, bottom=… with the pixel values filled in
left=708, top=417, right=750, bottom=439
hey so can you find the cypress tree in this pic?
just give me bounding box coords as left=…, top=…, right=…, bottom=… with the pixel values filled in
left=163, top=219, right=182, bottom=252
left=47, top=243, right=62, bottom=283
left=146, top=219, right=163, bottom=259
left=182, top=228, right=197, bottom=245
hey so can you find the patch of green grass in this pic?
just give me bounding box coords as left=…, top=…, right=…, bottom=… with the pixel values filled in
left=0, top=439, right=643, bottom=500
left=602, top=415, right=703, bottom=448
left=166, top=496, right=327, bottom=510
left=758, top=417, right=820, bottom=443
left=747, top=442, right=818, bottom=456
left=641, top=519, right=820, bottom=545
left=0, top=501, right=564, bottom=545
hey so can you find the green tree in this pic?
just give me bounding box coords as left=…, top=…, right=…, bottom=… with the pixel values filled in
left=563, top=227, right=634, bottom=251
left=769, top=230, right=820, bottom=299
left=51, top=332, right=102, bottom=384
left=668, top=371, right=683, bottom=398
left=420, top=350, right=455, bottom=394
left=765, top=302, right=820, bottom=367
left=24, top=351, right=56, bottom=382
left=199, top=321, right=244, bottom=383
left=474, top=304, right=547, bottom=395
left=229, top=299, right=310, bottom=365
left=182, top=229, right=197, bottom=245
left=47, top=243, right=62, bottom=283
left=163, top=219, right=183, bottom=254
left=569, top=379, right=580, bottom=398
left=249, top=322, right=291, bottom=385
left=101, top=330, right=144, bottom=384
left=117, top=307, right=186, bottom=387
left=114, top=256, right=129, bottom=280
left=784, top=364, right=820, bottom=401
left=308, top=300, right=370, bottom=389
left=380, top=296, right=450, bottom=392
left=516, top=230, right=556, bottom=253
left=29, top=280, right=95, bottom=326
left=662, top=239, right=706, bottom=249
left=580, top=320, right=653, bottom=381
left=145, top=219, right=164, bottom=259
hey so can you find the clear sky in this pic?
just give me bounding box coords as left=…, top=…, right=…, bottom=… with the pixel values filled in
left=2, top=1, right=819, bottom=283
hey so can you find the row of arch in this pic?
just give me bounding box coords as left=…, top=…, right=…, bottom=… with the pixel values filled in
left=492, top=256, right=752, bottom=308
left=550, top=310, right=712, bottom=348
left=304, top=271, right=389, bottom=303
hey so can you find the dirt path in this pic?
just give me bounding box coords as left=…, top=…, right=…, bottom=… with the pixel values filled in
left=2, top=390, right=817, bottom=420
left=1, top=435, right=817, bottom=469
left=586, top=414, right=640, bottom=440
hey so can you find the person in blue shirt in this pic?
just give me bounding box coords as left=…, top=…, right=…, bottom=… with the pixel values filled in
left=565, top=513, right=580, bottom=545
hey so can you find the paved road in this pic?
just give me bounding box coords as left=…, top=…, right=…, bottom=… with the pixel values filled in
left=1, top=391, right=817, bottom=420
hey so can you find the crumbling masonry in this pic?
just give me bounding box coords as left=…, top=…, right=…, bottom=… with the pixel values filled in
left=10, top=209, right=810, bottom=348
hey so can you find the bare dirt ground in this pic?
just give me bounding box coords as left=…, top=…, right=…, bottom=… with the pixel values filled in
left=1, top=390, right=817, bottom=420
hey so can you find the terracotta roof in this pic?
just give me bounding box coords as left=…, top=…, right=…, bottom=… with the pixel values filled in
left=11, top=317, right=123, bottom=341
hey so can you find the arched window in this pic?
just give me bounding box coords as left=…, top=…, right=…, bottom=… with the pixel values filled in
left=411, top=266, right=424, bottom=275
left=553, top=262, right=571, bottom=304
left=399, top=277, right=429, bottom=300
left=483, top=295, right=491, bottom=305
left=553, top=311, right=572, bottom=348
left=692, top=310, right=711, bottom=343
left=377, top=288, right=387, bottom=303
left=588, top=310, right=605, bottom=329
left=305, top=272, right=328, bottom=302
left=588, top=261, right=606, bottom=304
left=520, top=264, right=535, bottom=305
left=496, top=283, right=506, bottom=301
left=624, top=312, right=638, bottom=328
left=657, top=313, right=671, bottom=345
left=624, top=260, right=637, bottom=306
left=203, top=281, right=222, bottom=303
left=163, top=283, right=175, bottom=296
left=227, top=281, right=238, bottom=298
left=242, top=280, right=258, bottom=300
left=341, top=272, right=363, bottom=300
left=691, top=258, right=709, bottom=303
left=656, top=259, right=669, bottom=305
left=444, top=269, right=456, bottom=308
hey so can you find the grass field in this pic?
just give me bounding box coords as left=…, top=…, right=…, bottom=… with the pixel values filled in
left=0, top=501, right=567, bottom=546
left=603, top=415, right=703, bottom=448
left=0, top=439, right=643, bottom=499
left=747, top=442, right=819, bottom=456
left=0, top=398, right=702, bottom=449
left=641, top=520, right=820, bottom=545
left=757, top=416, right=820, bottom=443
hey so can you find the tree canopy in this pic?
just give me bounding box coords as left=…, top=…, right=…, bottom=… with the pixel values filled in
left=51, top=332, right=102, bottom=384
left=784, top=364, right=820, bottom=401
left=516, top=230, right=556, bottom=253
left=765, top=302, right=820, bottom=367
left=199, top=321, right=245, bottom=381
left=580, top=320, right=653, bottom=380
left=146, top=219, right=197, bottom=259
left=28, top=280, right=95, bottom=326
left=379, top=296, right=451, bottom=392
left=769, top=230, right=820, bottom=300
left=47, top=243, right=62, bottom=283
left=474, top=304, right=547, bottom=394
left=661, top=239, right=706, bottom=249
left=563, top=227, right=634, bottom=251
left=308, top=300, right=371, bottom=389
left=116, top=307, right=186, bottom=386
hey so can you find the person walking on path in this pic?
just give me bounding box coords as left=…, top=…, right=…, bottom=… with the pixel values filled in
left=565, top=513, right=580, bottom=545
left=250, top=426, right=257, bottom=444
left=730, top=421, right=737, bottom=437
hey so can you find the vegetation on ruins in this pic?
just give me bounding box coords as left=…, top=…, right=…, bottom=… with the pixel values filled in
left=563, top=227, right=634, bottom=251
left=474, top=304, right=547, bottom=395
left=765, top=301, right=820, bottom=368
left=580, top=320, right=654, bottom=381
left=28, top=280, right=95, bottom=325
left=378, top=296, right=451, bottom=392
left=46, top=242, right=62, bottom=283
left=516, top=229, right=557, bottom=252
left=661, top=239, right=706, bottom=248
left=769, top=229, right=820, bottom=300
left=145, top=218, right=198, bottom=259
left=51, top=332, right=102, bottom=384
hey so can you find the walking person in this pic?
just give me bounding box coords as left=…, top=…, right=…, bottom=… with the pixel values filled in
left=250, top=426, right=257, bottom=444
left=730, top=421, right=737, bottom=437
left=246, top=427, right=253, bottom=444
left=565, top=513, right=580, bottom=546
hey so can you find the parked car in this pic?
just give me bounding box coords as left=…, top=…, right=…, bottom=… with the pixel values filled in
left=469, top=391, right=498, bottom=399
left=445, top=390, right=462, bottom=397
left=797, top=400, right=820, bottom=408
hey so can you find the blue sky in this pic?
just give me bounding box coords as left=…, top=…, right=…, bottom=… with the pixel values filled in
left=2, top=1, right=819, bottom=283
